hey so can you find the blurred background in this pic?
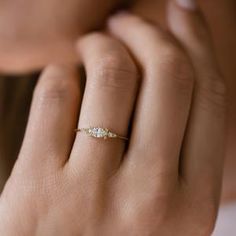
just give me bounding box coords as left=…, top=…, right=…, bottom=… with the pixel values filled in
left=0, top=0, right=235, bottom=235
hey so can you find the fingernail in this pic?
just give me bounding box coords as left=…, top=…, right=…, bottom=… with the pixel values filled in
left=175, top=0, right=198, bottom=10
left=108, top=11, right=130, bottom=28
left=112, top=10, right=130, bottom=19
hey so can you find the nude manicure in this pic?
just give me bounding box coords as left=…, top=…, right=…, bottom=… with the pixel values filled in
left=175, top=0, right=198, bottom=10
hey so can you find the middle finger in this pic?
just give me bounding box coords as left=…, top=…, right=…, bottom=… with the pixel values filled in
left=109, top=14, right=194, bottom=187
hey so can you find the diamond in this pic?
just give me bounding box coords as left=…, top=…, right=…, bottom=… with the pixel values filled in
left=108, top=132, right=117, bottom=138
left=88, top=127, right=108, bottom=138
left=76, top=127, right=128, bottom=141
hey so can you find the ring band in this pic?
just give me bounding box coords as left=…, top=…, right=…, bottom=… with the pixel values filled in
left=75, top=127, right=128, bottom=141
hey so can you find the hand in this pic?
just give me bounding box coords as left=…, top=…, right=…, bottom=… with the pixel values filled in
left=0, top=0, right=121, bottom=73
left=0, top=1, right=226, bottom=235
left=131, top=0, right=236, bottom=202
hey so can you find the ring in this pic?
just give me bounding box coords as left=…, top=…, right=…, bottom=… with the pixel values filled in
left=75, top=127, right=128, bottom=141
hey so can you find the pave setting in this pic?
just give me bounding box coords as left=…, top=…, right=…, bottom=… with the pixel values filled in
left=76, top=127, right=128, bottom=140
left=86, top=127, right=117, bottom=139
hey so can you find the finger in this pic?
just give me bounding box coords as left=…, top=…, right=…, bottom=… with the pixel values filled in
left=70, top=33, right=138, bottom=180
left=168, top=0, right=227, bottom=193
left=19, top=65, right=81, bottom=170
left=108, top=14, right=194, bottom=188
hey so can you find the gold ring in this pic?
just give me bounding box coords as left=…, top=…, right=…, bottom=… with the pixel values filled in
left=75, top=127, right=128, bottom=141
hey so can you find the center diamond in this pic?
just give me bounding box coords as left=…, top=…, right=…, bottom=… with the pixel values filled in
left=89, top=128, right=108, bottom=138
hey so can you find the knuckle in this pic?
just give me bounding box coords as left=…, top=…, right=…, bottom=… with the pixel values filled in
left=148, top=45, right=194, bottom=90
left=197, top=73, right=227, bottom=114
left=128, top=21, right=194, bottom=90
left=35, top=72, right=78, bottom=103
left=89, top=54, right=138, bottom=90
left=161, top=46, right=192, bottom=79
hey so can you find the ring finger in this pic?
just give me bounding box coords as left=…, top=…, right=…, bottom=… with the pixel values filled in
left=70, top=33, right=138, bottom=180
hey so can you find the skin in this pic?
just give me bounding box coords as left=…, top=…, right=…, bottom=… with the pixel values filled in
left=0, top=1, right=227, bottom=235
left=132, top=0, right=236, bottom=203
left=1, top=0, right=235, bottom=203
left=0, top=0, right=122, bottom=73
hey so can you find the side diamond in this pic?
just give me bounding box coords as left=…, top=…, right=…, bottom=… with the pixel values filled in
left=108, top=132, right=117, bottom=138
